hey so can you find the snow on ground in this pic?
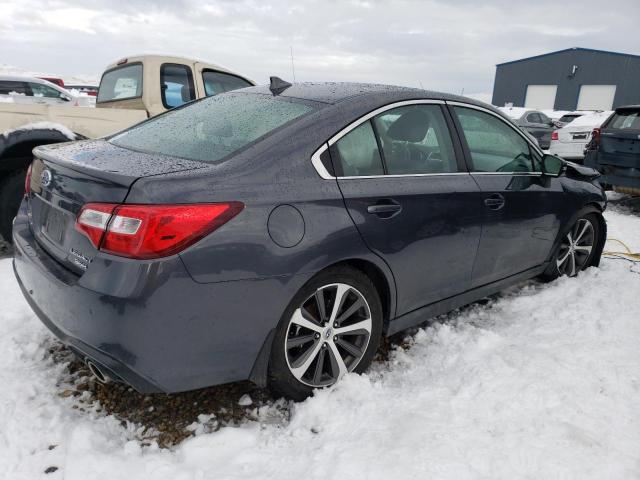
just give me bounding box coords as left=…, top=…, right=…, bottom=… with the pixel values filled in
left=1, top=208, right=639, bottom=479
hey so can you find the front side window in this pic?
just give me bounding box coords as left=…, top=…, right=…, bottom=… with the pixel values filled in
left=97, top=64, right=143, bottom=103
left=454, top=107, right=534, bottom=173
left=202, top=70, right=252, bottom=96
left=161, top=63, right=195, bottom=109
left=111, top=93, right=316, bottom=163
left=332, top=121, right=384, bottom=177
left=30, top=83, right=64, bottom=99
left=372, top=104, right=457, bottom=174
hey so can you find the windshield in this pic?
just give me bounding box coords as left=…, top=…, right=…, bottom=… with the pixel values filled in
left=97, top=64, right=143, bottom=103
left=110, top=93, right=317, bottom=163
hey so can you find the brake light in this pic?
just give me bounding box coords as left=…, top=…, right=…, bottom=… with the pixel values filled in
left=551, top=130, right=559, bottom=141
left=24, top=164, right=33, bottom=196
left=75, top=203, right=243, bottom=259
left=587, top=127, right=601, bottom=151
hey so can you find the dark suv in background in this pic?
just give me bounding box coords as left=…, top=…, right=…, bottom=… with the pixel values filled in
left=585, top=105, right=640, bottom=195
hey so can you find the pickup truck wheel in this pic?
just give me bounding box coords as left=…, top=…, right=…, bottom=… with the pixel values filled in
left=0, top=169, right=27, bottom=244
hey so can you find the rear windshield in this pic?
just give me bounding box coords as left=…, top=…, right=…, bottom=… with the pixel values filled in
left=110, top=93, right=316, bottom=163
left=608, top=110, right=640, bottom=130
left=558, top=114, right=580, bottom=123
left=97, top=64, right=143, bottom=103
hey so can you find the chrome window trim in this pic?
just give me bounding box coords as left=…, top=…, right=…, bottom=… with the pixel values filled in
left=326, top=99, right=446, bottom=147
left=445, top=100, right=545, bottom=158
left=310, top=143, right=334, bottom=180
left=310, top=99, right=446, bottom=179
left=337, top=172, right=471, bottom=180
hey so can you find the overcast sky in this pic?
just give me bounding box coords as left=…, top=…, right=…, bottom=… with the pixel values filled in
left=1, top=0, right=639, bottom=94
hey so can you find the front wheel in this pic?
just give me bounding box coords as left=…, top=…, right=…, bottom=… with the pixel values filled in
left=268, top=266, right=383, bottom=401
left=540, top=212, right=603, bottom=281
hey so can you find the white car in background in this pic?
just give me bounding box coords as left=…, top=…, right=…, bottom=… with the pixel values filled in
left=0, top=75, right=92, bottom=107
left=549, top=110, right=613, bottom=161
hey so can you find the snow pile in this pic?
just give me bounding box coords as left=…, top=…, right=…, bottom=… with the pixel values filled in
left=2, top=121, right=76, bottom=140
left=498, top=106, right=529, bottom=119
left=0, top=209, right=639, bottom=479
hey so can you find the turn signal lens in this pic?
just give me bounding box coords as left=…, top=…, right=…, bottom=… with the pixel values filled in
left=75, top=203, right=244, bottom=259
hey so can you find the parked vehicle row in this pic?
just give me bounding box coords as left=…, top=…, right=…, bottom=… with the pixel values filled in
left=13, top=82, right=607, bottom=399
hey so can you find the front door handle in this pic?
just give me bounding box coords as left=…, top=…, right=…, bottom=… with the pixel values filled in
left=367, top=200, right=402, bottom=218
left=484, top=193, right=505, bottom=210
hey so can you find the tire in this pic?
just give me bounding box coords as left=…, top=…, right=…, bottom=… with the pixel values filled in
left=0, top=169, right=27, bottom=244
left=539, top=211, right=603, bottom=282
left=268, top=266, right=383, bottom=401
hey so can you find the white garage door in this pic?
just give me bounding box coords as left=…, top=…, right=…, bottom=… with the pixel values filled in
left=577, top=85, right=617, bottom=110
left=524, top=85, right=558, bottom=110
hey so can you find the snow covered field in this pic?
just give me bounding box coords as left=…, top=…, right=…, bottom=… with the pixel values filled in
left=1, top=207, right=639, bottom=479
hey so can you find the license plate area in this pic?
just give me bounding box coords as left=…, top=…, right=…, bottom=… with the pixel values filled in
left=42, top=204, right=68, bottom=245
left=572, top=134, right=587, bottom=140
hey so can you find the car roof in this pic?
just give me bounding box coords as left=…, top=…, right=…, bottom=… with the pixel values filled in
left=0, top=74, right=58, bottom=85
left=615, top=105, right=640, bottom=112
left=240, top=81, right=491, bottom=107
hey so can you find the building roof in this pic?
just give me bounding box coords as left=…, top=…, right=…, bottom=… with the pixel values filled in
left=496, top=47, right=640, bottom=67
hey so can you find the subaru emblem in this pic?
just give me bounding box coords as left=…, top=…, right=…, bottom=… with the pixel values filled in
left=41, top=169, right=52, bottom=187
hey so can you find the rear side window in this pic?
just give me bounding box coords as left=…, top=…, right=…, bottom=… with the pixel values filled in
left=454, top=107, right=534, bottom=173
left=332, top=122, right=384, bottom=176
left=0, top=81, right=30, bottom=96
left=202, top=70, right=252, bottom=96
left=97, top=64, right=143, bottom=103
left=161, top=64, right=195, bottom=109
left=558, top=114, right=580, bottom=123
left=608, top=110, right=640, bottom=130
left=110, top=93, right=316, bottom=163
left=372, top=104, right=457, bottom=174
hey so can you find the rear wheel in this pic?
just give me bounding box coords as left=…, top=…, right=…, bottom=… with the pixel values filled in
left=268, top=266, right=383, bottom=400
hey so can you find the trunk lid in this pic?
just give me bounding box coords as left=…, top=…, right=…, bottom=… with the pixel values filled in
left=557, top=125, right=593, bottom=144
left=28, top=139, right=209, bottom=274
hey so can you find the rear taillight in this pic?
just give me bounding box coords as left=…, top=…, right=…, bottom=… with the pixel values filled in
left=75, top=202, right=243, bottom=259
left=551, top=130, right=559, bottom=141
left=586, top=127, right=601, bottom=151
left=24, top=164, right=33, bottom=196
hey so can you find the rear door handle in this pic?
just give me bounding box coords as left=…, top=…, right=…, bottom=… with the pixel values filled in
left=484, top=193, right=505, bottom=210
left=367, top=200, right=402, bottom=218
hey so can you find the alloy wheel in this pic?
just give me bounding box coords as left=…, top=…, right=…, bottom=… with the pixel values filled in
left=556, top=218, right=595, bottom=277
left=284, top=283, right=372, bottom=387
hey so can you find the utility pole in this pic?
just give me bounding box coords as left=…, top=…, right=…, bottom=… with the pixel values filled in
left=290, top=46, right=296, bottom=82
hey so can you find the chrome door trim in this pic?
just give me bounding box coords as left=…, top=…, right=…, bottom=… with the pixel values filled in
left=336, top=172, right=472, bottom=180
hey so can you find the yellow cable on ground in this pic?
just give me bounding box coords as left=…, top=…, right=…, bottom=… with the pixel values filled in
left=602, top=238, right=640, bottom=262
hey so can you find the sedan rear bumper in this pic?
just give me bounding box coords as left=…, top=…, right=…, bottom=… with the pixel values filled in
left=12, top=202, right=310, bottom=393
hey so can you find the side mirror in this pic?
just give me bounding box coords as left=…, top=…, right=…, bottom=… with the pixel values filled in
left=542, top=154, right=565, bottom=177
left=59, top=93, right=71, bottom=102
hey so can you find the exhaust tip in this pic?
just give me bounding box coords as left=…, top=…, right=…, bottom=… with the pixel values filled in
left=86, top=360, right=110, bottom=384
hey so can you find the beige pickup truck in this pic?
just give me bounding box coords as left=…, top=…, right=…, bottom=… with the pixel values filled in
left=0, top=54, right=254, bottom=243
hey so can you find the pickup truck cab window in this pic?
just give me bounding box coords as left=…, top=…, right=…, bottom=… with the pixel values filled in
left=161, top=63, right=195, bottom=109
left=202, top=70, right=252, bottom=96
left=97, top=63, right=143, bottom=103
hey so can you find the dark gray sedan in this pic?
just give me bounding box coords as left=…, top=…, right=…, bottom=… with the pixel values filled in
left=13, top=82, right=606, bottom=400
